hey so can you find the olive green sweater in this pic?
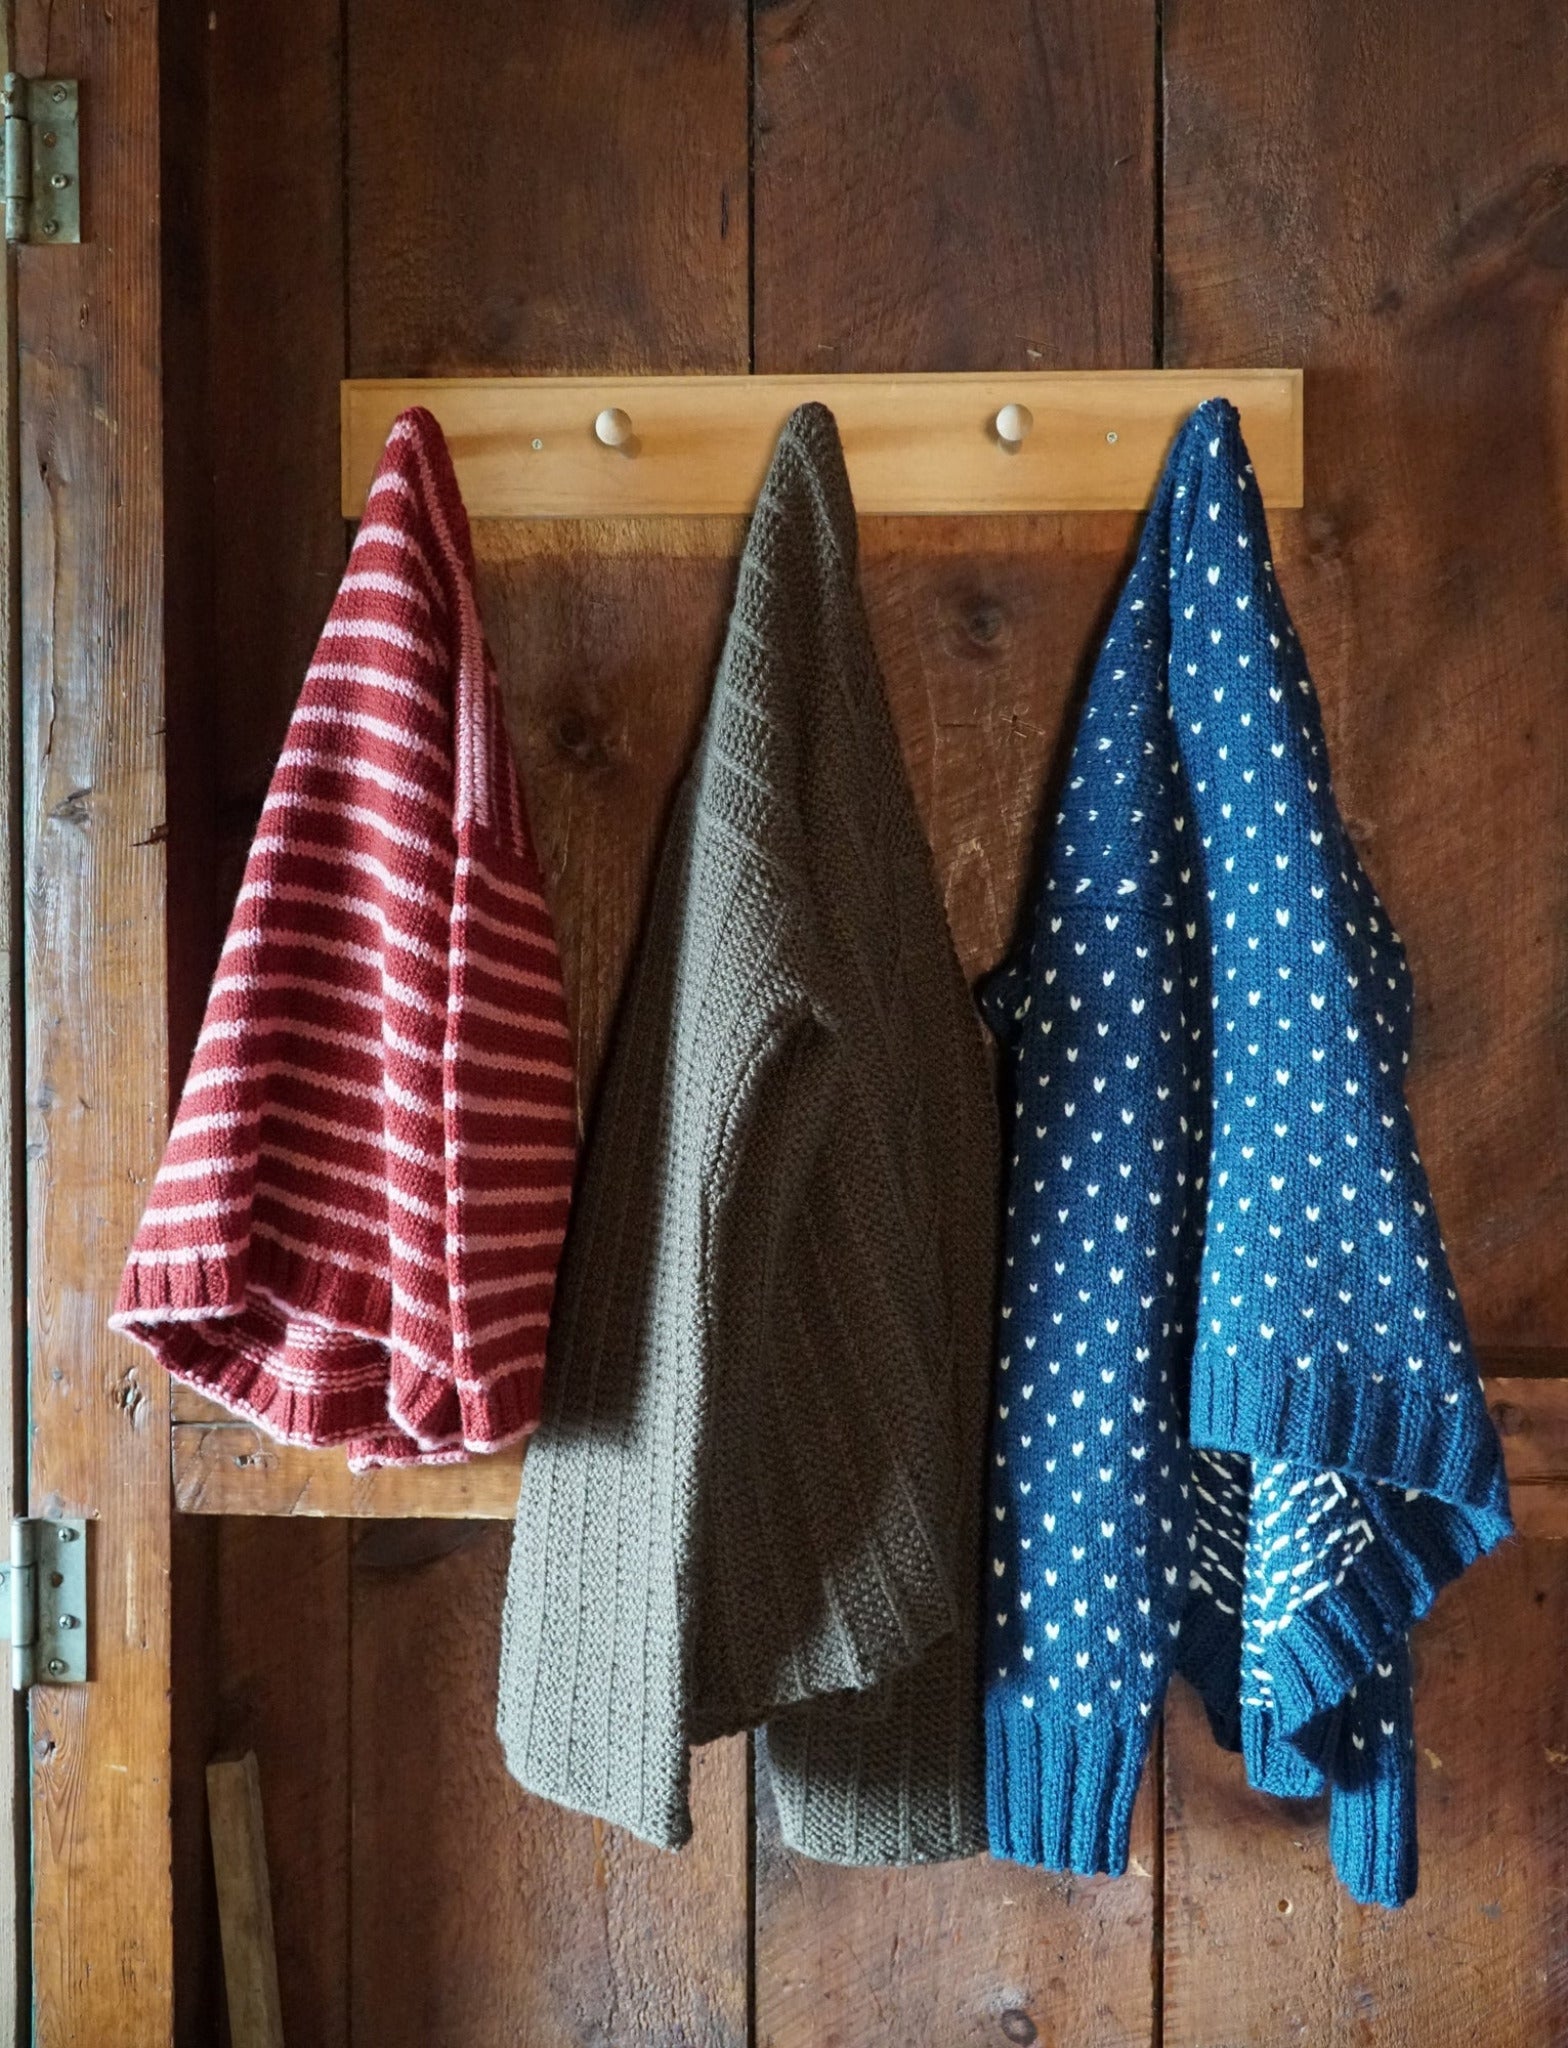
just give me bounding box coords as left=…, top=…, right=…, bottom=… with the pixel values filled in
left=496, top=404, right=998, bottom=1864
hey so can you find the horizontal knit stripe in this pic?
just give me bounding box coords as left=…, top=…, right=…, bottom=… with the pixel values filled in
left=114, top=408, right=576, bottom=1466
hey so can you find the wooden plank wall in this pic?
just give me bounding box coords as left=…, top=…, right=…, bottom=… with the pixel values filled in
left=176, top=2, right=1568, bottom=2043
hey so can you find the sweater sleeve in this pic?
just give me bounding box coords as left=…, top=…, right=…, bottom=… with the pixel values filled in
left=982, top=509, right=1208, bottom=1875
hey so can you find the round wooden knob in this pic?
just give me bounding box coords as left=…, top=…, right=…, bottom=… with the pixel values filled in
left=594, top=407, right=635, bottom=450
left=995, top=403, right=1034, bottom=448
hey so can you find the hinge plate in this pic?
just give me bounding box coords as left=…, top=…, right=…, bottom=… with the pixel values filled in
left=3, top=75, right=80, bottom=246
left=0, top=1519, right=88, bottom=1687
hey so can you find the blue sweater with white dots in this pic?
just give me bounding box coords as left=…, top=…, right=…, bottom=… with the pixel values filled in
left=981, top=399, right=1512, bottom=1907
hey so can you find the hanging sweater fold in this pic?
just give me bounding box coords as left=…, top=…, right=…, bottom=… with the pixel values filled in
left=497, top=403, right=998, bottom=1865
left=983, top=398, right=1511, bottom=1907
left=112, top=408, right=576, bottom=1468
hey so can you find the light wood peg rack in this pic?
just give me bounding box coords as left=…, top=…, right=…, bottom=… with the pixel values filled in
left=341, top=368, right=1305, bottom=519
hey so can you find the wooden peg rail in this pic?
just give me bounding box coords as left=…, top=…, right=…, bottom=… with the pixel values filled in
left=341, top=368, right=1304, bottom=519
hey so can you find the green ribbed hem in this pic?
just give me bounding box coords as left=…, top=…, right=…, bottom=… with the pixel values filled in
left=985, top=1693, right=1152, bottom=1876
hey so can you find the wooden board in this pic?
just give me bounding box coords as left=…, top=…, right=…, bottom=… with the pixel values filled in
left=169, top=1365, right=1566, bottom=1520
left=0, top=10, right=24, bottom=2041
left=16, top=0, right=174, bottom=2037
left=193, top=8, right=355, bottom=2047
left=340, top=370, right=1304, bottom=517
left=206, top=1754, right=286, bottom=2048
left=1160, top=1, right=1568, bottom=2038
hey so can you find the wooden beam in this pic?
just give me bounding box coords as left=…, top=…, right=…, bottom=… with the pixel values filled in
left=340, top=369, right=1304, bottom=519
left=16, top=0, right=174, bottom=2037
left=172, top=1372, right=1568, bottom=1521
left=207, top=1755, right=286, bottom=2048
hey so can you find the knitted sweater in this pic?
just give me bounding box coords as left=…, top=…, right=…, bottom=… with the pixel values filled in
left=113, top=409, right=576, bottom=1467
left=982, top=399, right=1512, bottom=1906
left=498, top=403, right=998, bottom=1865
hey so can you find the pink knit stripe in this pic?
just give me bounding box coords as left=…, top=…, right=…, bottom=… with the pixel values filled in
left=113, top=408, right=577, bottom=1465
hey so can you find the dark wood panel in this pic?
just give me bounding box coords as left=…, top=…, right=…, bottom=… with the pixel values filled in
left=347, top=0, right=747, bottom=376
left=1163, top=0, right=1568, bottom=1350
left=15, top=0, right=174, bottom=2034
left=1164, top=1541, right=1568, bottom=2047
left=754, top=0, right=1155, bottom=373
left=213, top=1521, right=351, bottom=2048
left=208, top=0, right=349, bottom=905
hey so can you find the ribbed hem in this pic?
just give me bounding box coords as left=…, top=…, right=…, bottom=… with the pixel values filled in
left=113, top=1236, right=545, bottom=1468
left=1190, top=1355, right=1511, bottom=1517
left=985, top=1694, right=1151, bottom=1876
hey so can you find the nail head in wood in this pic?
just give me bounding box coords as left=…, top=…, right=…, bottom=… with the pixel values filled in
left=594, top=406, right=634, bottom=450
left=995, top=402, right=1034, bottom=448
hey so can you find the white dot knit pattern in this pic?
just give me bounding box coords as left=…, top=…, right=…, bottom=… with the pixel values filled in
left=981, top=399, right=1512, bottom=1909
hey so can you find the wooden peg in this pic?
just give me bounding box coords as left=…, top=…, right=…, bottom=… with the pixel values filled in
left=995, top=402, right=1034, bottom=448
left=594, top=406, right=635, bottom=450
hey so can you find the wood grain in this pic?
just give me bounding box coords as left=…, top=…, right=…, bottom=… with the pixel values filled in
left=1163, top=1541, right=1568, bottom=2047
left=206, top=1754, right=285, bottom=2048
left=346, top=0, right=747, bottom=377
left=0, top=6, right=24, bottom=2036
left=212, top=1518, right=349, bottom=2048
left=15, top=0, right=174, bottom=2034
left=349, top=1525, right=748, bottom=2048
left=340, top=370, right=1304, bottom=516
left=753, top=0, right=1155, bottom=374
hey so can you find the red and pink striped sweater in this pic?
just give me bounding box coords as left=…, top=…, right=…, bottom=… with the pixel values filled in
left=113, top=408, right=576, bottom=1467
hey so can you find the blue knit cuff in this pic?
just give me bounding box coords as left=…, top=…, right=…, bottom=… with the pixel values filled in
left=985, top=1694, right=1151, bottom=1876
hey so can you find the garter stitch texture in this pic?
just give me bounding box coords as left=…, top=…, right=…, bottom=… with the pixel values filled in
left=982, top=399, right=1512, bottom=1907
left=498, top=404, right=998, bottom=1865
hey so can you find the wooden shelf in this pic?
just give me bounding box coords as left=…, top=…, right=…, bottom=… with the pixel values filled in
left=171, top=1371, right=1568, bottom=1521
left=341, top=368, right=1304, bottom=519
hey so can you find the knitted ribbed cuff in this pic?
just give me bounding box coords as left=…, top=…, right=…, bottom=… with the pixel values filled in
left=1190, top=1353, right=1511, bottom=1526
left=1328, top=1714, right=1417, bottom=1908
left=985, top=1694, right=1151, bottom=1877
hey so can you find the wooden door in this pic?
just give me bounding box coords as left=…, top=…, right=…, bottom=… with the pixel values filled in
left=21, top=0, right=1568, bottom=2041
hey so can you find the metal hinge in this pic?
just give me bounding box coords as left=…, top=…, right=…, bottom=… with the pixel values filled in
left=3, top=75, right=80, bottom=246
left=0, top=1519, right=87, bottom=1688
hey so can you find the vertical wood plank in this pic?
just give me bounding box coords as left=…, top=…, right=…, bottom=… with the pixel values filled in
left=213, top=1521, right=350, bottom=2048
left=198, top=6, right=353, bottom=2045
left=753, top=6, right=1161, bottom=2043
left=0, top=7, right=25, bottom=2039
left=1162, top=3, right=1568, bottom=2036
left=344, top=5, right=751, bottom=2039
left=1164, top=1545, right=1568, bottom=2046
left=346, top=0, right=747, bottom=377
left=15, top=0, right=173, bottom=2037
